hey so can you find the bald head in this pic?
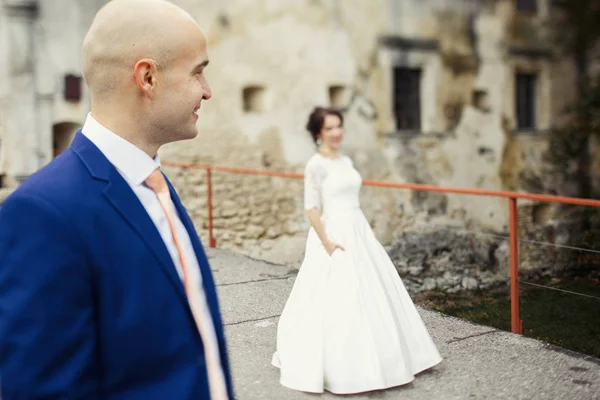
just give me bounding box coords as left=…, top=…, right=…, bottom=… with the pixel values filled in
left=82, top=0, right=201, bottom=100
left=80, top=0, right=212, bottom=155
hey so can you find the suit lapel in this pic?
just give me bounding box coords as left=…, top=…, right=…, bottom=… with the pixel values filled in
left=102, top=169, right=190, bottom=305
left=70, top=132, right=189, bottom=307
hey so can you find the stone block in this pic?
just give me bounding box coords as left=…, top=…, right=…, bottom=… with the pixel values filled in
left=283, top=220, right=302, bottom=235
left=243, top=225, right=265, bottom=239
left=462, top=277, right=479, bottom=290
left=238, top=208, right=251, bottom=217
left=266, top=225, right=282, bottom=239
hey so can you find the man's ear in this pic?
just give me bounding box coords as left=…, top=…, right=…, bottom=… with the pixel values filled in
left=133, top=59, right=158, bottom=99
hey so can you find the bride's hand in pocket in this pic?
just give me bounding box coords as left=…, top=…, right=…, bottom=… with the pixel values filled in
left=324, top=240, right=345, bottom=256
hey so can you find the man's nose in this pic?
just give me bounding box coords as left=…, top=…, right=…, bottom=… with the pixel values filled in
left=203, top=81, right=212, bottom=100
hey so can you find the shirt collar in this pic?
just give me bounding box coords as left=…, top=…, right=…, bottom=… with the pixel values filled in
left=81, top=113, right=160, bottom=186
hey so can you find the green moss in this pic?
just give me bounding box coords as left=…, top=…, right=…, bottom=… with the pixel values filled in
left=415, top=279, right=600, bottom=358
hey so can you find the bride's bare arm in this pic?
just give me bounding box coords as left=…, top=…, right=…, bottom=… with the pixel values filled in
left=306, top=207, right=328, bottom=245
left=306, top=208, right=344, bottom=255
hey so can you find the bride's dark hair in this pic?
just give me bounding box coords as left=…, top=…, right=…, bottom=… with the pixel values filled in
left=305, top=107, right=344, bottom=144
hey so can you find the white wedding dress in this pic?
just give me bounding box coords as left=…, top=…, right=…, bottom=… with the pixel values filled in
left=272, top=153, right=442, bottom=394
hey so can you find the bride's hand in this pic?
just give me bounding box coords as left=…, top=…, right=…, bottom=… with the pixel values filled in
left=324, top=240, right=345, bottom=256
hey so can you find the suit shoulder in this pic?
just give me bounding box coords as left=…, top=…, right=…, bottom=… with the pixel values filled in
left=5, top=150, right=92, bottom=212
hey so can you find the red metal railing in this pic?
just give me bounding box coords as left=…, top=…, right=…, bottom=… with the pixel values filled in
left=163, top=160, right=600, bottom=335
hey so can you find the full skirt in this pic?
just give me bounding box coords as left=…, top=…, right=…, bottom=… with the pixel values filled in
left=271, top=209, right=443, bottom=394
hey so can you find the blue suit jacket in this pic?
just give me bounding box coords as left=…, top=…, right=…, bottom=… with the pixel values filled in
left=0, top=132, right=234, bottom=399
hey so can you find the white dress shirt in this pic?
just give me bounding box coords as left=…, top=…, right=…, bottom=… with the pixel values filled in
left=81, top=113, right=225, bottom=380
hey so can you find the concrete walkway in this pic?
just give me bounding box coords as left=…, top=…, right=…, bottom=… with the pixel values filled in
left=207, top=248, right=600, bottom=400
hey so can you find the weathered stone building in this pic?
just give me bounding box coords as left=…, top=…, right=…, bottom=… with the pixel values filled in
left=0, top=0, right=579, bottom=291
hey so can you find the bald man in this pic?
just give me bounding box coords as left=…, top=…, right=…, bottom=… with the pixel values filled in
left=0, top=1, right=234, bottom=399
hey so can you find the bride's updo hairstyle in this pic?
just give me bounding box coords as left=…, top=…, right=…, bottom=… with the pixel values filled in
left=305, top=106, right=344, bottom=145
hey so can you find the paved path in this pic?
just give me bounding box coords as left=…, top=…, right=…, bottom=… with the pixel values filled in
left=207, top=248, right=600, bottom=400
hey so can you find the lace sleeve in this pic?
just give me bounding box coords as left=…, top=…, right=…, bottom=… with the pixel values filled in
left=304, top=158, right=325, bottom=212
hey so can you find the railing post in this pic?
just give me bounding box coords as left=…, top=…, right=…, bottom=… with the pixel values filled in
left=206, top=167, right=216, bottom=248
left=509, top=197, right=522, bottom=334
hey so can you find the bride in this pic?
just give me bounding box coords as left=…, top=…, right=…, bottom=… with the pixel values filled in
left=271, top=106, right=442, bottom=394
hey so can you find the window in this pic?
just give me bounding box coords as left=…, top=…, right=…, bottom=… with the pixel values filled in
left=64, top=74, right=82, bottom=102
left=473, top=89, right=490, bottom=112
left=515, top=72, right=537, bottom=129
left=242, top=86, right=266, bottom=112
left=516, top=0, right=537, bottom=13
left=53, top=122, right=80, bottom=158
left=328, top=85, right=346, bottom=109
left=393, top=67, right=421, bottom=130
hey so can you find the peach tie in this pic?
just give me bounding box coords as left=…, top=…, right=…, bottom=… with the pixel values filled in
left=145, top=168, right=228, bottom=400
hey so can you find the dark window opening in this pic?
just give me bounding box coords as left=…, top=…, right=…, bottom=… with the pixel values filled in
left=328, top=85, right=346, bottom=109
left=516, top=0, right=537, bottom=13
left=242, top=86, right=266, bottom=112
left=64, top=74, right=82, bottom=102
left=393, top=67, right=421, bottom=131
left=53, top=122, right=80, bottom=158
left=516, top=72, right=537, bottom=130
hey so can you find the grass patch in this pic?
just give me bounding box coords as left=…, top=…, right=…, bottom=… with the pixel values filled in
left=414, top=278, right=600, bottom=358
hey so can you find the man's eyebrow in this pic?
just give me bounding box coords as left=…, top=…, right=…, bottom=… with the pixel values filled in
left=194, top=60, right=209, bottom=70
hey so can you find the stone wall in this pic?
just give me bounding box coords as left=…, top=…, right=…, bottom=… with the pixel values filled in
left=155, top=0, right=572, bottom=289
left=165, top=163, right=308, bottom=264
left=157, top=0, right=555, bottom=257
